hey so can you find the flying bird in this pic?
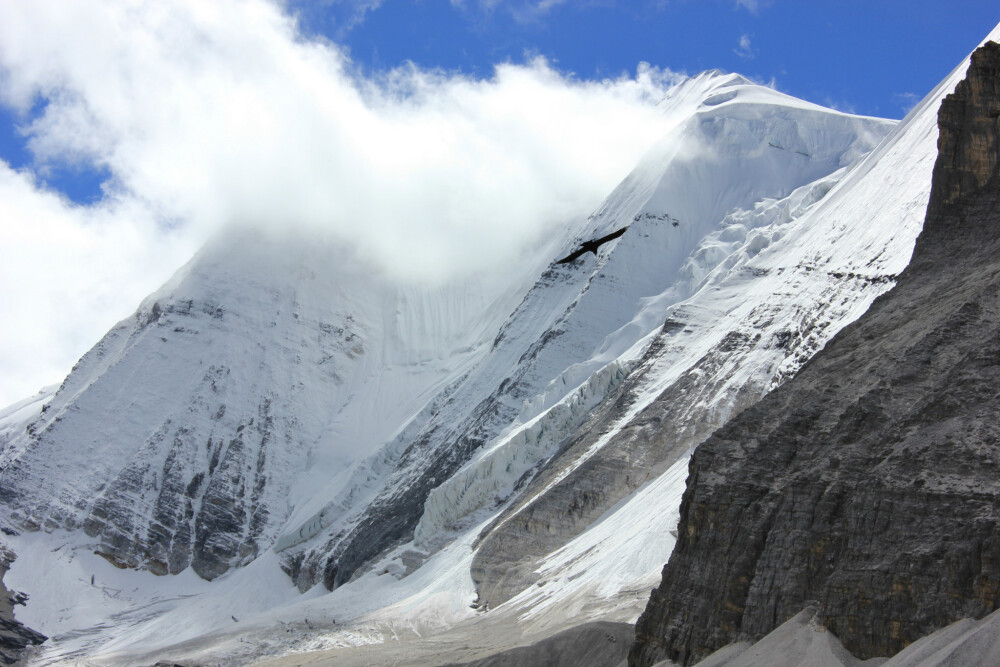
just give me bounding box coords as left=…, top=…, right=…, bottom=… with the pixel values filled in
left=556, top=226, right=629, bottom=264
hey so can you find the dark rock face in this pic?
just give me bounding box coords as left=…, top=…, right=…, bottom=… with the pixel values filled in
left=0, top=552, right=46, bottom=666
left=929, top=43, right=1000, bottom=216
left=80, top=396, right=277, bottom=580
left=0, top=615, right=45, bottom=665
left=630, top=42, right=1000, bottom=666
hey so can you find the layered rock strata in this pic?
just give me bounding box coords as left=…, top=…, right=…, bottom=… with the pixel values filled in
left=631, top=41, right=1000, bottom=666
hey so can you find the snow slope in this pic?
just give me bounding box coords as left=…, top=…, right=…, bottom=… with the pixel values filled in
left=278, top=70, right=893, bottom=593
left=0, top=227, right=539, bottom=582
left=0, top=51, right=967, bottom=664
left=473, top=53, right=958, bottom=609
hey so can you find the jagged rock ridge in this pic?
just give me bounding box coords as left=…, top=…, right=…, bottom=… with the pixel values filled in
left=630, top=40, right=1000, bottom=666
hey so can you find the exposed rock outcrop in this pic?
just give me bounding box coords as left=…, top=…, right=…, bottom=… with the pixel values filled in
left=630, top=41, right=1000, bottom=666
left=0, top=550, right=46, bottom=665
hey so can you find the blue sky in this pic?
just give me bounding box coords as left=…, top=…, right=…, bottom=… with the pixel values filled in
left=2, top=1, right=999, bottom=206
left=314, top=0, right=1000, bottom=117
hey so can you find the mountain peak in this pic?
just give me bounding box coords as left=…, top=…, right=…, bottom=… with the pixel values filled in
left=690, top=68, right=752, bottom=86
left=930, top=40, right=1000, bottom=213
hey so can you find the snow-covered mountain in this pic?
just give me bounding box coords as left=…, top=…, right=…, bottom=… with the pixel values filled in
left=0, top=48, right=968, bottom=664
left=276, top=71, right=894, bottom=595
left=0, top=229, right=537, bottom=580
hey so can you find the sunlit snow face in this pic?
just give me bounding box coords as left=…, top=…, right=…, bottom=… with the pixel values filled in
left=0, top=0, right=683, bottom=404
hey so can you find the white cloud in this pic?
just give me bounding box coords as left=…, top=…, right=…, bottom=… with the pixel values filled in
left=0, top=163, right=198, bottom=406
left=449, top=0, right=576, bottom=23
left=734, top=34, right=755, bottom=59
left=339, top=0, right=384, bottom=28
left=295, top=0, right=385, bottom=36
left=0, top=0, right=683, bottom=405
left=893, top=91, right=920, bottom=116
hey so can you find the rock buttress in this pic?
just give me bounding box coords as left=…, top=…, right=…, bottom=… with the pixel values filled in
left=630, top=41, right=1000, bottom=666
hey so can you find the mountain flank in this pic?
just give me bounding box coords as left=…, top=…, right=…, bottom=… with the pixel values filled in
left=630, top=41, right=1000, bottom=666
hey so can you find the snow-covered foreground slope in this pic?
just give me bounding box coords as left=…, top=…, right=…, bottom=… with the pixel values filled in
left=0, top=54, right=965, bottom=664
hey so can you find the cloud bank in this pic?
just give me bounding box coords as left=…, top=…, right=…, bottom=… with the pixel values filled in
left=0, top=164, right=198, bottom=407
left=0, top=0, right=682, bottom=405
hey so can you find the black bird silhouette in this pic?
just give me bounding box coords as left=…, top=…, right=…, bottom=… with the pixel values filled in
left=556, top=226, right=629, bottom=264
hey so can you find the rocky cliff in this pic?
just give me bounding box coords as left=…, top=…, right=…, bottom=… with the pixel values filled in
left=0, top=549, right=45, bottom=665
left=630, top=41, right=1000, bottom=666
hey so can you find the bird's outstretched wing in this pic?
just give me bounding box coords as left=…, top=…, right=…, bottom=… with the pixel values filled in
left=555, top=225, right=629, bottom=264
left=556, top=248, right=588, bottom=264
left=592, top=225, right=628, bottom=246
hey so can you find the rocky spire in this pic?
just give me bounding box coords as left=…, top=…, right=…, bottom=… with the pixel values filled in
left=929, top=41, right=1000, bottom=214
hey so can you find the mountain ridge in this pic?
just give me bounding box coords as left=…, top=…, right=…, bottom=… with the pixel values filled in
left=629, top=38, right=1000, bottom=667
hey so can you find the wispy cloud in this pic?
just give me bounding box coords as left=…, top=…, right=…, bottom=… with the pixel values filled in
left=450, top=0, right=600, bottom=25
left=734, top=0, right=772, bottom=14
left=822, top=97, right=857, bottom=115
left=336, top=0, right=384, bottom=31
left=286, top=0, right=385, bottom=39
left=0, top=0, right=683, bottom=404
left=893, top=91, right=920, bottom=116
left=734, top=34, right=756, bottom=59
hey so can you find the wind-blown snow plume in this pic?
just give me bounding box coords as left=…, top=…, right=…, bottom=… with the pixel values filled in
left=0, top=0, right=684, bottom=405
